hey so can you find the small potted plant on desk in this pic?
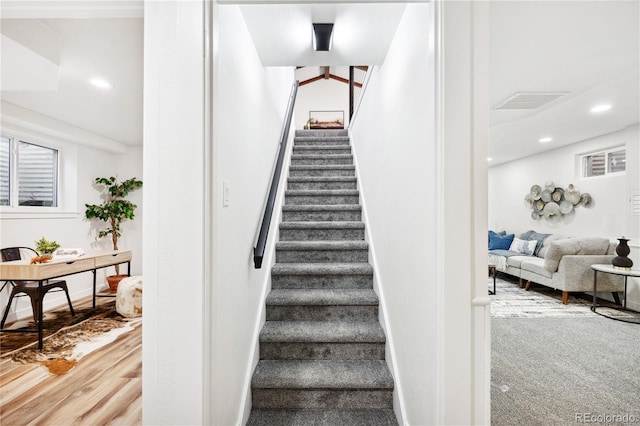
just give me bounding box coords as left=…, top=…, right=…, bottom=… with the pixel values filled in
left=33, top=237, right=60, bottom=263
left=85, top=176, right=143, bottom=293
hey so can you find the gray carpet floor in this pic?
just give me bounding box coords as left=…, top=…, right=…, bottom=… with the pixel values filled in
left=492, top=316, right=640, bottom=425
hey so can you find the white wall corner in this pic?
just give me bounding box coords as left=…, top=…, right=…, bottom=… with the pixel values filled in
left=349, top=129, right=407, bottom=426
left=435, top=0, right=490, bottom=424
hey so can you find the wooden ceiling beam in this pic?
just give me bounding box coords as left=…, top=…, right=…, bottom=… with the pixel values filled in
left=355, top=66, right=369, bottom=71
left=299, top=75, right=324, bottom=86
left=329, top=74, right=362, bottom=88
left=323, top=66, right=330, bottom=79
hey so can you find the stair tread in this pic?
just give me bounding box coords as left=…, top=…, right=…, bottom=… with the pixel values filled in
left=260, top=321, right=385, bottom=342
left=294, top=145, right=351, bottom=149
left=266, top=289, right=378, bottom=305
left=289, top=165, right=355, bottom=169
left=280, top=221, right=364, bottom=230
left=276, top=241, right=368, bottom=250
left=288, top=176, right=357, bottom=182
left=292, top=153, right=353, bottom=158
left=252, top=360, right=394, bottom=389
left=286, top=189, right=359, bottom=195
left=247, top=409, right=397, bottom=426
left=282, top=205, right=361, bottom=211
left=272, top=263, right=373, bottom=275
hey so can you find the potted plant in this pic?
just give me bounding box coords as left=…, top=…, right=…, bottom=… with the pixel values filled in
left=85, top=176, right=142, bottom=292
left=33, top=237, right=60, bottom=263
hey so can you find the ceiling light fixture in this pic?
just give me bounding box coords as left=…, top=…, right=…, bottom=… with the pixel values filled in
left=313, top=23, right=334, bottom=51
left=539, top=137, right=553, bottom=143
left=487, top=157, right=493, bottom=162
left=591, top=104, right=611, bottom=113
left=90, top=78, right=112, bottom=90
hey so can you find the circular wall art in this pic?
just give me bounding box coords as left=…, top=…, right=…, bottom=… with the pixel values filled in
left=525, top=182, right=592, bottom=220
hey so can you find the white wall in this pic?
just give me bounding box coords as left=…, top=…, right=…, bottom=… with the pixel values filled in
left=0, top=127, right=143, bottom=323
left=488, top=124, right=639, bottom=238
left=351, top=2, right=490, bottom=424
left=489, top=123, right=640, bottom=310
left=143, top=1, right=205, bottom=424
left=294, top=78, right=360, bottom=130
left=211, top=5, right=295, bottom=425
left=350, top=4, right=436, bottom=424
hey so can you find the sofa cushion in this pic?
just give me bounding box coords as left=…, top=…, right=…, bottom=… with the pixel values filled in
left=576, top=237, right=610, bottom=255
left=509, top=237, right=538, bottom=256
left=543, top=239, right=581, bottom=272
left=521, top=257, right=553, bottom=279
left=538, top=234, right=565, bottom=258
left=489, top=232, right=515, bottom=250
left=520, top=230, right=551, bottom=256
left=507, top=255, right=535, bottom=269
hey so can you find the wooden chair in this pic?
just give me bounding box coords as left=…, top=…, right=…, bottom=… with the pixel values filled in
left=0, top=247, right=75, bottom=329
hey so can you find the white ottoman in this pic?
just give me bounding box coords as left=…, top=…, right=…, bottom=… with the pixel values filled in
left=116, top=276, right=143, bottom=318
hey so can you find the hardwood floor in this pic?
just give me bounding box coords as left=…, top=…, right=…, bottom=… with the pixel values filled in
left=0, top=298, right=141, bottom=425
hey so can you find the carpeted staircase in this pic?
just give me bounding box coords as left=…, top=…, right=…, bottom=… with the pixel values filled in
left=247, top=130, right=397, bottom=426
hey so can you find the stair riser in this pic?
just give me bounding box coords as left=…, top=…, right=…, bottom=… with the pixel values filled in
left=252, top=389, right=393, bottom=409
left=260, top=342, right=385, bottom=360
left=289, top=169, right=355, bottom=177
left=282, top=210, right=362, bottom=222
left=271, top=275, right=373, bottom=289
left=266, top=305, right=378, bottom=321
left=294, top=139, right=350, bottom=147
left=291, top=157, right=353, bottom=166
left=288, top=181, right=357, bottom=190
left=279, top=228, right=365, bottom=241
left=295, top=130, right=348, bottom=137
left=276, top=249, right=368, bottom=263
left=293, top=148, right=352, bottom=155
left=286, top=195, right=360, bottom=205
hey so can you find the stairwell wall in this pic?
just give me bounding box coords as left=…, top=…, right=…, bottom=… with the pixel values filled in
left=350, top=4, right=437, bottom=424
left=211, top=5, right=295, bottom=425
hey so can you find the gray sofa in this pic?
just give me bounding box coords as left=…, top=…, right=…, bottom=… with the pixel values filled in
left=489, top=231, right=624, bottom=304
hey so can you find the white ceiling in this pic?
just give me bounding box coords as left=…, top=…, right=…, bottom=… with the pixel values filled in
left=239, top=3, right=407, bottom=66
left=0, top=1, right=637, bottom=163
left=488, top=1, right=639, bottom=165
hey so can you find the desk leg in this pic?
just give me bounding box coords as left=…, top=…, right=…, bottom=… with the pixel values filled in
left=38, top=280, right=44, bottom=350
left=623, top=276, right=628, bottom=309
left=592, top=270, right=597, bottom=312
left=92, top=270, right=97, bottom=309
left=127, top=261, right=131, bottom=276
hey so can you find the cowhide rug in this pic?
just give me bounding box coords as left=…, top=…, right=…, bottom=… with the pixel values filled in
left=1, top=302, right=140, bottom=375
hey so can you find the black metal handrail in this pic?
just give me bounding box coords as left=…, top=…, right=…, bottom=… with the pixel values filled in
left=254, top=80, right=299, bottom=268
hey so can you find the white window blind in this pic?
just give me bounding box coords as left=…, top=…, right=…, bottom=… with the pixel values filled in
left=582, top=147, right=625, bottom=179
left=608, top=149, right=626, bottom=173
left=17, top=141, right=58, bottom=207
left=0, top=137, right=9, bottom=206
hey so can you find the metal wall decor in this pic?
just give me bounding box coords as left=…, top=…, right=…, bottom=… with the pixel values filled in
left=524, top=181, right=592, bottom=220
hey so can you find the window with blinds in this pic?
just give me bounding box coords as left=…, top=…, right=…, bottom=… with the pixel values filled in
left=0, top=137, right=59, bottom=208
left=582, top=147, right=626, bottom=178
left=18, top=141, right=58, bottom=207
left=0, top=137, right=10, bottom=206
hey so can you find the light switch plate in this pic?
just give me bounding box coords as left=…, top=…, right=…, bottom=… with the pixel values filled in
left=223, top=180, right=230, bottom=207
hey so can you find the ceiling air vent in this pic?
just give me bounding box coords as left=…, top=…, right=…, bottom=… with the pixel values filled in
left=494, top=92, right=569, bottom=110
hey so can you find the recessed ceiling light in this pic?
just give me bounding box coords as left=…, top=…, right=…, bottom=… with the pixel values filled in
left=539, top=137, right=553, bottom=143
left=487, top=157, right=493, bottom=162
left=591, top=104, right=611, bottom=113
left=90, top=78, right=112, bottom=90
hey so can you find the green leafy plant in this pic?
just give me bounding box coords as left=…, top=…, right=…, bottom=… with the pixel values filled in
left=85, top=176, right=143, bottom=255
left=35, top=237, right=60, bottom=255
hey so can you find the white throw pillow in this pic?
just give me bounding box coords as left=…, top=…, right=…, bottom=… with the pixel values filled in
left=509, top=238, right=537, bottom=256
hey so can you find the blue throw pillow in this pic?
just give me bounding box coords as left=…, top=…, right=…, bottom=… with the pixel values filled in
left=488, top=230, right=507, bottom=244
left=489, top=232, right=515, bottom=250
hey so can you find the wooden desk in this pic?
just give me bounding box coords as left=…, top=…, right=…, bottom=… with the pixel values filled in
left=0, top=250, right=132, bottom=349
